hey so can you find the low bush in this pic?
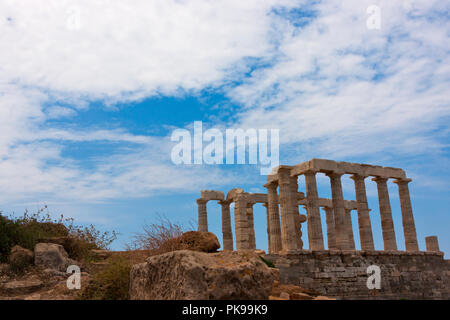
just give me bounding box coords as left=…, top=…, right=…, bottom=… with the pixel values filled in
left=126, top=214, right=193, bottom=253
left=80, top=256, right=131, bottom=300
left=0, top=206, right=117, bottom=262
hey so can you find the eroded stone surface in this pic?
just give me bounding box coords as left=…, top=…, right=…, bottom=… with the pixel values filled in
left=129, top=250, right=274, bottom=300
left=34, top=243, right=77, bottom=272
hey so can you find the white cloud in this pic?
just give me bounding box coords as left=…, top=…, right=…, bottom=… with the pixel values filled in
left=0, top=0, right=448, bottom=205
left=229, top=0, right=450, bottom=163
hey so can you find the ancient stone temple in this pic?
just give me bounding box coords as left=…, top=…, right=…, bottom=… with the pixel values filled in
left=195, top=159, right=449, bottom=299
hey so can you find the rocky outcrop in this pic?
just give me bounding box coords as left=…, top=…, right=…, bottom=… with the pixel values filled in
left=159, top=231, right=220, bottom=253
left=129, top=250, right=274, bottom=300
left=9, top=245, right=34, bottom=267
left=34, top=243, right=77, bottom=272
left=1, top=279, right=43, bottom=295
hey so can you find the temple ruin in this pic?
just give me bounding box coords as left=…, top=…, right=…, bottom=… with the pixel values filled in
left=196, top=159, right=440, bottom=254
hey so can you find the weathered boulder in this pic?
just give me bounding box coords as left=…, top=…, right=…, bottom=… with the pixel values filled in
left=34, top=243, right=77, bottom=272
left=9, top=245, right=34, bottom=267
left=159, top=231, right=220, bottom=253
left=129, top=250, right=274, bottom=300
left=1, top=279, right=43, bottom=295
left=37, top=236, right=93, bottom=260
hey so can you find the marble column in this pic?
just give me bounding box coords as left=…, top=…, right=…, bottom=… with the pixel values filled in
left=247, top=203, right=256, bottom=250
left=393, top=178, right=419, bottom=252
left=304, top=170, right=325, bottom=250
left=425, top=236, right=440, bottom=252
left=323, top=206, right=336, bottom=249
left=345, top=209, right=356, bottom=250
left=234, top=194, right=249, bottom=250
left=219, top=200, right=233, bottom=251
left=327, top=172, right=350, bottom=250
left=372, top=177, right=397, bottom=251
left=278, top=168, right=300, bottom=252
left=350, top=175, right=375, bottom=251
left=197, top=198, right=208, bottom=232
left=265, top=182, right=282, bottom=253
left=262, top=203, right=272, bottom=253
left=291, top=177, right=304, bottom=250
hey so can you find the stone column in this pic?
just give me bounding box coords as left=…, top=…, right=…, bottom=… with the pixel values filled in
left=291, top=177, right=304, bottom=250
left=304, top=170, right=325, bottom=250
left=247, top=203, right=256, bottom=250
left=372, top=177, right=397, bottom=251
left=350, top=175, right=375, bottom=251
left=393, top=178, right=419, bottom=252
left=327, top=172, right=350, bottom=250
left=345, top=209, right=356, bottom=250
left=197, top=199, right=208, bottom=232
left=278, top=168, right=300, bottom=252
left=262, top=203, right=271, bottom=253
left=234, top=194, right=249, bottom=250
left=265, top=182, right=282, bottom=253
left=219, top=200, right=233, bottom=251
left=425, top=236, right=440, bottom=252
left=323, top=206, right=336, bottom=249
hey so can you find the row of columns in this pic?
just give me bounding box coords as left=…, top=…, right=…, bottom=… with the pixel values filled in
left=197, top=171, right=419, bottom=253
left=265, top=169, right=419, bottom=253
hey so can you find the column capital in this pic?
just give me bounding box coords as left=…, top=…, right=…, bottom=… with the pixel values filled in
left=264, top=181, right=278, bottom=189
left=350, top=174, right=367, bottom=181
left=218, top=200, right=231, bottom=206
left=278, top=168, right=293, bottom=185
left=371, top=176, right=389, bottom=183
left=303, top=169, right=319, bottom=176
left=326, top=171, right=344, bottom=178
left=196, top=198, right=207, bottom=205
left=298, top=214, right=307, bottom=223
left=262, top=202, right=268, bottom=208
left=393, top=178, right=412, bottom=185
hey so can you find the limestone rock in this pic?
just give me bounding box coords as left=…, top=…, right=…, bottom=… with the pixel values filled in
left=291, top=292, right=313, bottom=300
left=1, top=280, right=43, bottom=295
left=129, top=250, right=274, bottom=300
left=279, top=292, right=290, bottom=299
left=34, top=243, right=77, bottom=272
left=9, top=245, right=34, bottom=267
left=161, top=231, right=220, bottom=253
left=314, top=296, right=336, bottom=300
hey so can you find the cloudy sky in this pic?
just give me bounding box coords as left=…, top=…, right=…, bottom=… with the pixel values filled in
left=0, top=0, right=449, bottom=256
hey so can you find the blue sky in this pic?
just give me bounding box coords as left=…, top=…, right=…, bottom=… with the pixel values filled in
left=0, top=0, right=449, bottom=257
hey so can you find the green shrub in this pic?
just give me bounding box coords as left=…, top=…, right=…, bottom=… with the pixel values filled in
left=80, top=256, right=131, bottom=300
left=259, top=256, right=276, bottom=268
left=0, top=206, right=117, bottom=263
left=9, top=257, right=30, bottom=275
